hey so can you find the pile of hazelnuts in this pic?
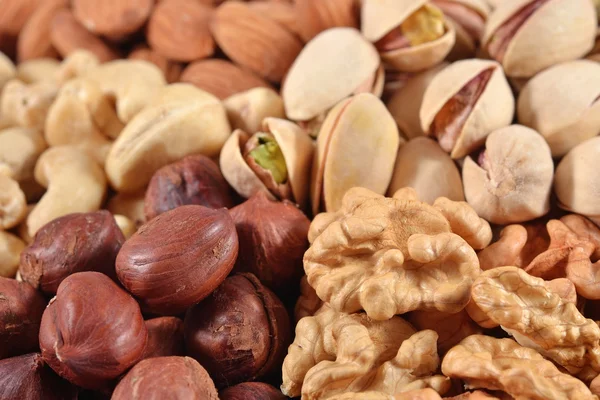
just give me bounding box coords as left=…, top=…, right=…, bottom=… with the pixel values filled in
left=1, top=154, right=309, bottom=399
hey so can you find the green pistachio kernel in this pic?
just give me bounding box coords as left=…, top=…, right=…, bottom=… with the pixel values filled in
left=248, top=134, right=288, bottom=184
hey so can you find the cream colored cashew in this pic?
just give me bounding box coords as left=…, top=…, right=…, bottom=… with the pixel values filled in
left=0, top=52, right=15, bottom=91
left=113, top=214, right=136, bottom=239
left=15, top=58, right=60, bottom=84
left=54, top=50, right=100, bottom=84
left=0, top=79, right=59, bottom=130
left=27, top=146, right=107, bottom=237
left=0, top=231, right=25, bottom=278
left=107, top=191, right=146, bottom=228
left=0, top=127, right=47, bottom=181
left=224, top=87, right=285, bottom=133
left=0, top=175, right=27, bottom=230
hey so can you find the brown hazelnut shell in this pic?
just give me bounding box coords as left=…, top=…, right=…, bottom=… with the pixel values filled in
left=229, top=191, right=310, bottom=295
left=111, top=356, right=218, bottom=400
left=19, top=210, right=125, bottom=295
left=0, top=353, right=77, bottom=400
left=0, top=277, right=46, bottom=360
left=39, top=271, right=147, bottom=390
left=116, top=205, right=239, bottom=315
left=220, top=382, right=287, bottom=400
left=141, top=317, right=185, bottom=360
left=144, top=154, right=237, bottom=221
left=184, top=273, right=291, bottom=388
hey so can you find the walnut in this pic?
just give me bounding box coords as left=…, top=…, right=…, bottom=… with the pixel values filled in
left=470, top=266, right=600, bottom=374
left=432, top=197, right=493, bottom=250
left=294, top=275, right=323, bottom=323
left=304, top=187, right=482, bottom=320
left=441, top=335, right=596, bottom=399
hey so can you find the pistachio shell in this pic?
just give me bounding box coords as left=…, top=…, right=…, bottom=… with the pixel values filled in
left=517, top=60, right=600, bottom=157
left=420, top=59, right=514, bottom=159
left=361, top=0, right=429, bottom=42
left=310, top=93, right=400, bottom=215
left=282, top=27, right=380, bottom=121
left=387, top=137, right=464, bottom=203
left=483, top=0, right=596, bottom=78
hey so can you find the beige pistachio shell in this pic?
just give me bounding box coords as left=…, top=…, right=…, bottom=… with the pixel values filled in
left=219, top=118, right=314, bottom=209
left=282, top=27, right=380, bottom=122
left=554, top=136, right=600, bottom=217
left=483, top=0, right=596, bottom=78
left=420, top=59, right=514, bottom=159
left=387, top=62, right=448, bottom=139
left=310, top=93, right=401, bottom=215
left=463, top=125, right=553, bottom=224
left=435, top=0, right=490, bottom=60
left=387, top=137, right=464, bottom=203
left=517, top=60, right=600, bottom=158
left=361, top=0, right=430, bottom=42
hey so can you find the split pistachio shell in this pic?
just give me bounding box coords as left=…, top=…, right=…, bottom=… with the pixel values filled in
left=219, top=118, right=314, bottom=209
left=463, top=125, right=553, bottom=224
left=420, top=59, right=514, bottom=159
left=387, top=137, right=464, bottom=203
left=517, top=60, right=600, bottom=158
left=282, top=27, right=380, bottom=121
left=554, top=136, right=600, bottom=218
left=386, top=62, right=448, bottom=139
left=224, top=87, right=285, bottom=134
left=483, top=0, right=596, bottom=78
left=310, top=93, right=401, bottom=215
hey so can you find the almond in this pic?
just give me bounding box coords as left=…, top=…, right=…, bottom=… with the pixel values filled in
left=247, top=2, right=302, bottom=38
left=180, top=59, right=271, bottom=100
left=71, top=0, right=154, bottom=39
left=17, top=0, right=68, bottom=61
left=295, top=0, right=359, bottom=42
left=129, top=45, right=182, bottom=83
left=51, top=9, right=120, bottom=62
left=147, top=0, right=215, bottom=62
left=0, top=0, right=40, bottom=57
left=211, top=1, right=303, bottom=82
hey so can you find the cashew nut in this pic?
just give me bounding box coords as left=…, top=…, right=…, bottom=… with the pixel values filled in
left=0, top=127, right=47, bottom=181
left=0, top=174, right=27, bottom=230
left=0, top=231, right=25, bottom=278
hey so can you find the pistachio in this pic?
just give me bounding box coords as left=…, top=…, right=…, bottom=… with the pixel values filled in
left=420, top=59, right=514, bottom=158
left=362, top=0, right=456, bottom=72
left=483, top=0, right=596, bottom=78
left=517, top=60, right=600, bottom=157
left=224, top=88, right=285, bottom=134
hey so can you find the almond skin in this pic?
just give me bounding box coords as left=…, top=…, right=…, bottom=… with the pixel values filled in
left=147, top=0, right=215, bottom=62
left=211, top=1, right=303, bottom=82
left=295, top=0, right=359, bottom=42
left=17, top=0, right=68, bottom=61
left=0, top=0, right=40, bottom=58
left=128, top=45, right=182, bottom=83
left=72, top=0, right=154, bottom=38
left=180, top=59, right=271, bottom=100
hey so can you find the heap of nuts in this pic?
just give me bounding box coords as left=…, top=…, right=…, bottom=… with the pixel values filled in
left=1, top=0, right=600, bottom=399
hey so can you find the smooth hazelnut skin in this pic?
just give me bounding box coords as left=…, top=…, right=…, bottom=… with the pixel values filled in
left=0, top=277, right=46, bottom=360
left=184, top=273, right=291, bottom=388
left=39, top=272, right=148, bottom=390
left=140, top=317, right=185, bottom=360
left=229, top=191, right=310, bottom=295
left=116, top=205, right=239, bottom=315
left=19, top=210, right=125, bottom=295
left=220, top=382, right=286, bottom=400
left=111, top=356, right=219, bottom=400
left=0, top=353, right=77, bottom=400
left=144, top=154, right=237, bottom=221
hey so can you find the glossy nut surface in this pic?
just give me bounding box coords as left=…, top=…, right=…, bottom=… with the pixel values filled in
left=140, top=317, right=185, bottom=361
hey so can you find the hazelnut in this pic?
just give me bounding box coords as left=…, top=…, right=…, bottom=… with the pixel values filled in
left=144, top=154, right=237, bottom=221
left=0, top=277, right=46, bottom=359
left=229, top=191, right=310, bottom=295
left=184, top=273, right=291, bottom=388
left=19, top=210, right=125, bottom=295
left=0, top=353, right=77, bottom=400
left=220, top=382, right=287, bottom=400
left=141, top=317, right=185, bottom=360
left=111, top=356, right=218, bottom=400
left=116, top=205, right=239, bottom=315
left=39, top=272, right=147, bottom=390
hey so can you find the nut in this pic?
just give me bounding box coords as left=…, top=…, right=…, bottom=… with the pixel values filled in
left=16, top=0, right=67, bottom=61
left=116, top=205, right=238, bottom=315
left=128, top=45, right=182, bottom=84
left=211, top=1, right=303, bottom=82
left=113, top=214, right=136, bottom=239
left=482, top=0, right=596, bottom=77
left=361, top=0, right=456, bottom=72
left=105, top=83, right=230, bottom=193
left=0, top=51, right=15, bottom=89
left=0, top=231, right=25, bottom=278
left=420, top=59, right=514, bottom=159
left=19, top=210, right=125, bottom=295
left=14, top=58, right=59, bottom=84
left=517, top=60, right=600, bottom=157
left=462, top=125, right=553, bottom=224
left=224, top=87, right=285, bottom=134
left=0, top=353, right=77, bottom=400
left=229, top=191, right=310, bottom=295
left=72, top=0, right=154, bottom=39
left=39, top=271, right=148, bottom=390
left=282, top=27, right=381, bottom=121
left=220, top=382, right=286, bottom=400
left=107, top=190, right=146, bottom=228
left=387, top=137, right=465, bottom=204
left=246, top=2, right=301, bottom=39
left=147, top=0, right=214, bottom=63
left=0, top=0, right=38, bottom=59
left=111, top=356, right=218, bottom=400
left=294, top=275, right=323, bottom=323
left=180, top=59, right=271, bottom=100
left=220, top=117, right=314, bottom=209
left=141, top=317, right=185, bottom=361
left=0, top=174, right=27, bottom=230
left=0, top=79, right=59, bottom=130
left=0, top=277, right=46, bottom=359
left=0, top=127, right=47, bottom=182
left=144, top=154, right=237, bottom=221
left=310, top=94, right=400, bottom=215
left=184, top=273, right=291, bottom=387
left=295, top=0, right=359, bottom=42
